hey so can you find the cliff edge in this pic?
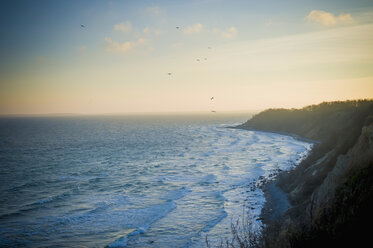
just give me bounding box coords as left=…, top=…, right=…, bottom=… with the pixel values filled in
left=239, top=100, right=373, bottom=247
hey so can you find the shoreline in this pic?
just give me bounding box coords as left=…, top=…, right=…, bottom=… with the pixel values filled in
left=228, top=100, right=373, bottom=246
left=229, top=126, right=319, bottom=227
left=260, top=181, right=292, bottom=224
left=230, top=125, right=321, bottom=145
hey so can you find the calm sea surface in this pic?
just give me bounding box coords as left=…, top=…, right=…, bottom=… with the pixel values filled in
left=0, top=114, right=312, bottom=247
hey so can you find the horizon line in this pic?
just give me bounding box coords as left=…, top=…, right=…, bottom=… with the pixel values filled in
left=0, top=109, right=259, bottom=118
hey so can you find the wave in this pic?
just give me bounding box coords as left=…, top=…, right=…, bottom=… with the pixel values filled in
left=107, top=201, right=177, bottom=247
left=184, top=208, right=228, bottom=248
left=108, top=236, right=127, bottom=248
left=27, top=191, right=70, bottom=207
left=58, top=175, right=104, bottom=181
left=161, top=187, right=191, bottom=201
left=199, top=174, right=218, bottom=185
left=0, top=211, right=24, bottom=221
left=0, top=119, right=314, bottom=247
left=201, top=209, right=228, bottom=233
left=0, top=191, right=74, bottom=218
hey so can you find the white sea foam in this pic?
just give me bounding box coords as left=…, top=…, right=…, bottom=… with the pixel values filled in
left=0, top=117, right=312, bottom=248
left=109, top=236, right=127, bottom=247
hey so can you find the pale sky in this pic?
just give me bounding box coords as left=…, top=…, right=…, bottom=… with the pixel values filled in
left=1, top=0, right=373, bottom=115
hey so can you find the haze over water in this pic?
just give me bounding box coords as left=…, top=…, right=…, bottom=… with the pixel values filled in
left=0, top=115, right=312, bottom=247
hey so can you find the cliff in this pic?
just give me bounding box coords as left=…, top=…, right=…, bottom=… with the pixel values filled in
left=238, top=100, right=373, bottom=247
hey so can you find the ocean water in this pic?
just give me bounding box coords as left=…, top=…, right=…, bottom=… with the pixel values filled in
left=0, top=114, right=312, bottom=247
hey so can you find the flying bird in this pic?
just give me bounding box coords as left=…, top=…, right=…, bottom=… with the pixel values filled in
left=168, top=73, right=172, bottom=75
left=211, top=110, right=216, bottom=113
left=196, top=59, right=200, bottom=62
left=176, top=26, right=180, bottom=29
left=210, top=97, right=214, bottom=100
left=81, top=24, right=85, bottom=28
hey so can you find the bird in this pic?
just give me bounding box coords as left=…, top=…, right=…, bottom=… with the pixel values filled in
left=196, top=59, right=200, bottom=62
left=211, top=110, right=216, bottom=113
left=168, top=73, right=172, bottom=76
left=176, top=26, right=180, bottom=29
left=210, top=97, right=214, bottom=100
left=81, top=24, right=85, bottom=28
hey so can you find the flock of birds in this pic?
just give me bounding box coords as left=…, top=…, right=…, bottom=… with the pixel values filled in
left=167, top=26, right=211, bottom=75
left=80, top=24, right=216, bottom=113
left=169, top=27, right=216, bottom=112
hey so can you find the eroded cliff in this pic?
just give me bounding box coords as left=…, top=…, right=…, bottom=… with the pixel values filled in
left=239, top=100, right=373, bottom=247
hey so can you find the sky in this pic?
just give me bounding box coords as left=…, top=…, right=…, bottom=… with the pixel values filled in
left=0, top=0, right=373, bottom=115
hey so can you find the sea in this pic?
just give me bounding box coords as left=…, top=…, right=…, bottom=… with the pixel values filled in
left=0, top=114, right=312, bottom=247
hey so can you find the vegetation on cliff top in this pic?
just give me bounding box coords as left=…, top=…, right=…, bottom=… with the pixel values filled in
left=239, top=99, right=373, bottom=247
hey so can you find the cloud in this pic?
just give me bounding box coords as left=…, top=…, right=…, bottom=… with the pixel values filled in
left=143, top=27, right=163, bottom=35
left=212, top=23, right=373, bottom=72
left=114, top=21, right=132, bottom=33
left=220, top=26, right=237, bottom=38
left=337, top=13, right=354, bottom=24
left=183, top=23, right=237, bottom=39
left=146, top=6, right=165, bottom=16
left=104, top=37, right=146, bottom=53
left=182, top=23, right=237, bottom=38
left=306, top=10, right=354, bottom=27
left=213, top=26, right=237, bottom=38
left=183, top=23, right=203, bottom=34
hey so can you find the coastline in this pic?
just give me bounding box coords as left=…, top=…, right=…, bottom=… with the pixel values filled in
left=231, top=125, right=321, bottom=145
left=230, top=126, right=318, bottom=227
left=260, top=181, right=292, bottom=224
left=229, top=101, right=373, bottom=246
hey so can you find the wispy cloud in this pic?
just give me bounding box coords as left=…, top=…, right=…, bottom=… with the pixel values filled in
left=146, top=6, right=165, bottom=16
left=114, top=21, right=132, bottom=33
left=307, top=10, right=354, bottom=27
left=183, top=23, right=237, bottom=38
left=104, top=37, right=146, bottom=53
left=183, top=23, right=203, bottom=34
left=143, top=27, right=163, bottom=36
left=215, top=26, right=237, bottom=38
left=212, top=23, right=373, bottom=71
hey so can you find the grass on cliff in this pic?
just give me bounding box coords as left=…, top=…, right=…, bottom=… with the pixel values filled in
left=282, top=162, right=373, bottom=248
left=238, top=99, right=373, bottom=247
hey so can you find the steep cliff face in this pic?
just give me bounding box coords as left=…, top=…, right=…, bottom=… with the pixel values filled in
left=239, top=100, right=373, bottom=247
left=312, top=124, right=373, bottom=213
left=240, top=100, right=373, bottom=205
left=295, top=123, right=373, bottom=248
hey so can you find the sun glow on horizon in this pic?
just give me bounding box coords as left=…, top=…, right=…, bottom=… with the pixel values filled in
left=1, top=0, right=373, bottom=115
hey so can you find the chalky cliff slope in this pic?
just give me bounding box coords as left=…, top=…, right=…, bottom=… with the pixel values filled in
left=239, top=100, right=373, bottom=247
